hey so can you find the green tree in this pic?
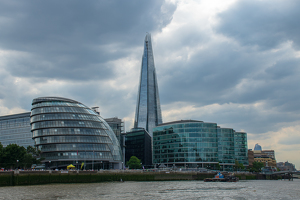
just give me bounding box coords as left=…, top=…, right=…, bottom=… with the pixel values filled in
left=215, top=162, right=221, bottom=170
left=23, top=153, right=36, bottom=169
left=26, top=146, right=37, bottom=155
left=0, top=142, right=3, bottom=166
left=126, top=156, right=142, bottom=169
left=239, top=163, right=245, bottom=170
left=252, top=161, right=264, bottom=172
left=2, top=144, right=26, bottom=169
left=234, top=160, right=240, bottom=171
left=26, top=145, right=44, bottom=166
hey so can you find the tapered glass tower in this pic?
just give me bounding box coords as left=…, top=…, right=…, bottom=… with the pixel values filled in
left=134, top=33, right=162, bottom=137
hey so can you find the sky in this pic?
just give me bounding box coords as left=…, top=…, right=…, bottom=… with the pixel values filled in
left=0, top=0, right=299, bottom=169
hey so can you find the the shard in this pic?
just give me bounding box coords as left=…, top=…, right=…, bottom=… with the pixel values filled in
left=134, top=33, right=163, bottom=137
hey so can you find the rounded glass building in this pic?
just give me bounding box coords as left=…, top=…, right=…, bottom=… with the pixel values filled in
left=30, top=97, right=122, bottom=170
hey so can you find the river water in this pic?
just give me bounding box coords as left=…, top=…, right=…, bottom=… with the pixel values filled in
left=0, top=179, right=299, bottom=200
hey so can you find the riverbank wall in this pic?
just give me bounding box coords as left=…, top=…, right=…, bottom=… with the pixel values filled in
left=0, top=171, right=277, bottom=187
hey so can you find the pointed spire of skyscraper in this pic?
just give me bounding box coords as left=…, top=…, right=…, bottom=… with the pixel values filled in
left=134, top=33, right=163, bottom=137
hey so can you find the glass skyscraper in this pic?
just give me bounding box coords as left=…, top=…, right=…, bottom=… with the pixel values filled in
left=134, top=33, right=162, bottom=137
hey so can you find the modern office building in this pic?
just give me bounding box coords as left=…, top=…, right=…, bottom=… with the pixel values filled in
left=104, top=117, right=125, bottom=164
left=153, top=120, right=219, bottom=169
left=253, top=150, right=276, bottom=167
left=125, top=128, right=152, bottom=168
left=0, top=112, right=34, bottom=147
left=134, top=33, right=163, bottom=137
left=153, top=120, right=248, bottom=171
left=217, top=128, right=235, bottom=170
left=234, top=132, right=248, bottom=166
left=30, top=97, right=122, bottom=169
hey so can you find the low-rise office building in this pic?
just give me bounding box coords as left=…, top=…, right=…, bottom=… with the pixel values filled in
left=125, top=128, right=152, bottom=168
left=0, top=112, right=33, bottom=147
left=153, top=120, right=248, bottom=171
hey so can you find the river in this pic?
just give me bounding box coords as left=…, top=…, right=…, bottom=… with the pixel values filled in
left=0, top=179, right=299, bottom=199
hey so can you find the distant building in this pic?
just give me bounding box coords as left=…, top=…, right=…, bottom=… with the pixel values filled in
left=134, top=33, right=163, bottom=137
left=0, top=112, right=33, bottom=148
left=31, top=97, right=122, bottom=169
left=261, top=150, right=275, bottom=160
left=254, top=143, right=262, bottom=151
left=152, top=120, right=248, bottom=171
left=253, top=150, right=276, bottom=167
left=248, top=150, right=254, bottom=167
left=125, top=128, right=152, bottom=168
left=277, top=161, right=296, bottom=171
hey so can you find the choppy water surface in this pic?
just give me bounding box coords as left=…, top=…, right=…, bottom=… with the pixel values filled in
left=0, top=180, right=299, bottom=200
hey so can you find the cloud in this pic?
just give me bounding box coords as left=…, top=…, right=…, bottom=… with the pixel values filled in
left=0, top=0, right=176, bottom=81
left=215, top=0, right=300, bottom=50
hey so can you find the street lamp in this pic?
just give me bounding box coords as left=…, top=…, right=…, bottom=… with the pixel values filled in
left=16, top=160, right=19, bottom=170
left=49, top=161, right=51, bottom=170
left=122, top=162, right=123, bottom=170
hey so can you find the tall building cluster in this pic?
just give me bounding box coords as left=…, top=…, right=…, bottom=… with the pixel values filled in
left=0, top=33, right=254, bottom=171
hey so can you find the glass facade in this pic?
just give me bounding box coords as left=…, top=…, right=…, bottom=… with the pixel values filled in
left=153, top=120, right=249, bottom=171
left=125, top=129, right=152, bottom=168
left=134, top=33, right=163, bottom=137
left=153, top=120, right=219, bottom=168
left=104, top=117, right=125, bottom=165
left=31, top=97, right=122, bottom=169
left=0, top=112, right=33, bottom=147
left=218, top=128, right=235, bottom=171
left=234, top=132, right=248, bottom=166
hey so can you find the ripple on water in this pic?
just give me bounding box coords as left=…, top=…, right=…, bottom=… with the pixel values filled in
left=0, top=180, right=299, bottom=200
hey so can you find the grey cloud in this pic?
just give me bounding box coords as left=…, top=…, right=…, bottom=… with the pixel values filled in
left=157, top=33, right=300, bottom=134
left=214, top=0, right=300, bottom=50
left=0, top=0, right=176, bottom=81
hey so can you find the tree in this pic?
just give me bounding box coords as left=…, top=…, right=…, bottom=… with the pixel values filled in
left=252, top=161, right=264, bottom=172
left=215, top=162, right=221, bottom=170
left=26, top=145, right=44, bottom=165
left=27, top=146, right=37, bottom=155
left=126, top=156, right=142, bottom=169
left=234, top=160, right=240, bottom=171
left=239, top=163, right=245, bottom=170
left=0, top=142, right=3, bottom=166
left=2, top=144, right=26, bottom=169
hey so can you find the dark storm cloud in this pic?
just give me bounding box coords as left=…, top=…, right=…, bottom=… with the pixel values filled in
left=214, top=0, right=300, bottom=50
left=0, top=0, right=176, bottom=81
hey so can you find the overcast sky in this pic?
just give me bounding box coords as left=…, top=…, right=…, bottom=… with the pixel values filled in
left=0, top=0, right=299, bottom=168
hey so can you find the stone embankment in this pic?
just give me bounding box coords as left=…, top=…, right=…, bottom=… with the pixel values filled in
left=0, top=170, right=279, bottom=187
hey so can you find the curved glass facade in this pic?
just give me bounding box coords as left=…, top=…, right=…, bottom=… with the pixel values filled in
left=31, top=97, right=122, bottom=169
left=153, top=120, right=218, bottom=168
